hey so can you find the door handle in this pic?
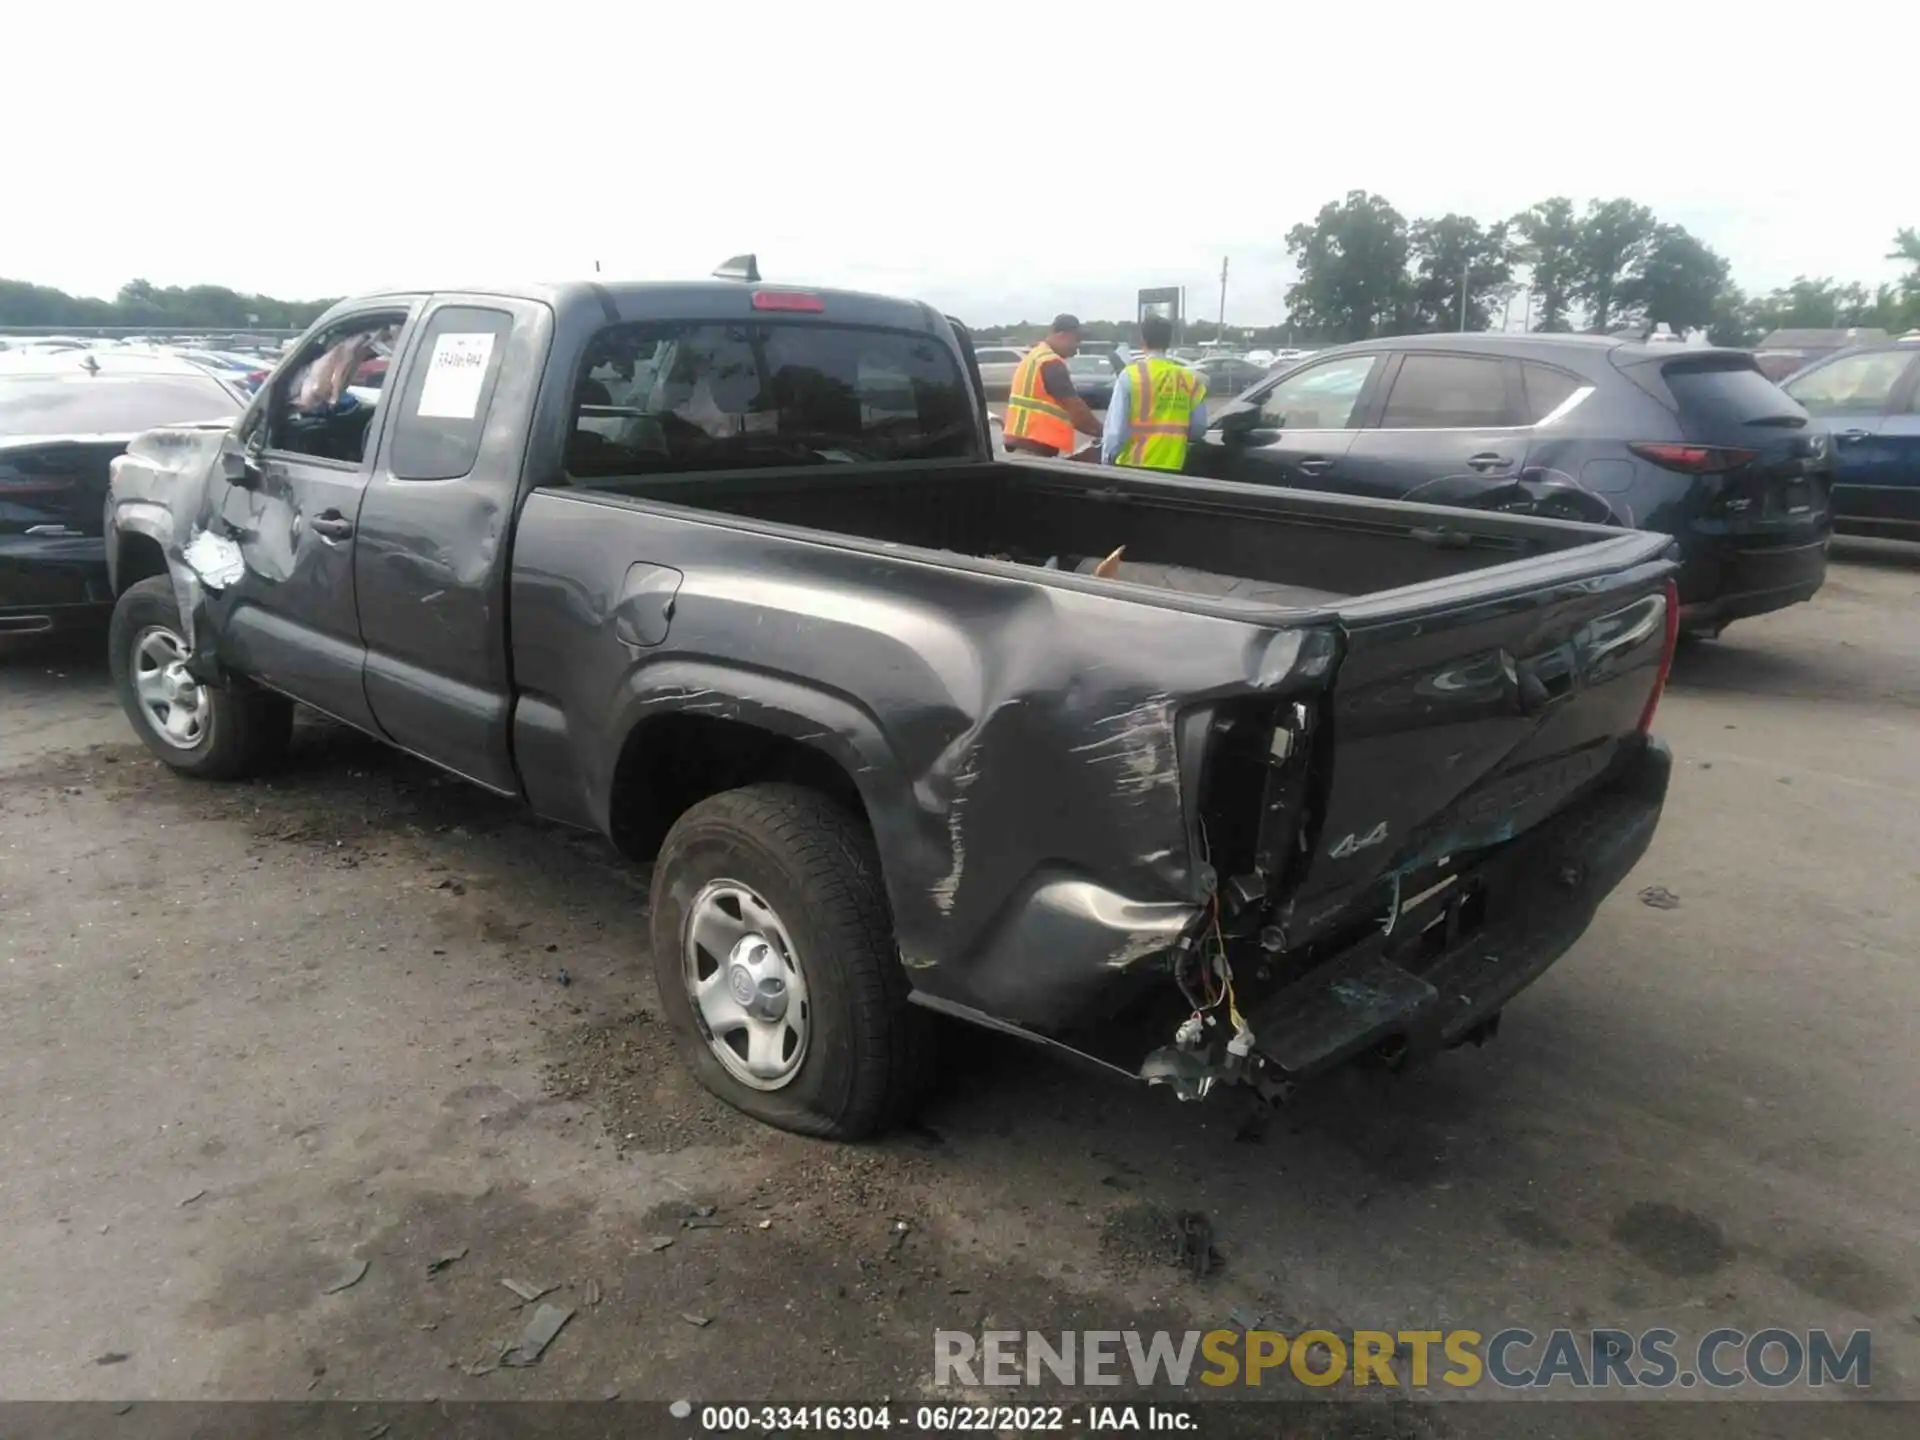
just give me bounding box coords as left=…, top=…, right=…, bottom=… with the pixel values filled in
left=309, top=512, right=354, bottom=541
left=1296, top=456, right=1333, bottom=475
left=1835, top=429, right=1874, bottom=445
left=1467, top=452, right=1512, bottom=472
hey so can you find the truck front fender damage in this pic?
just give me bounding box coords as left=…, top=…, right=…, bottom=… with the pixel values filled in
left=107, top=426, right=231, bottom=654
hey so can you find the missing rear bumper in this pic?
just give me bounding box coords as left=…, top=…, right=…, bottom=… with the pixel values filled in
left=1145, top=737, right=1671, bottom=1097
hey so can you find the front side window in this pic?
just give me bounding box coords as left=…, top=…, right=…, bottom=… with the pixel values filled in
left=1257, top=354, right=1378, bottom=429
left=567, top=321, right=974, bottom=476
left=1783, top=349, right=1915, bottom=416
left=1379, top=354, right=1516, bottom=429
left=267, top=312, right=408, bottom=464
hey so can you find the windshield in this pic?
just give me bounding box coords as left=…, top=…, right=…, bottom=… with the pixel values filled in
left=568, top=321, right=975, bottom=475
left=0, top=371, right=240, bottom=436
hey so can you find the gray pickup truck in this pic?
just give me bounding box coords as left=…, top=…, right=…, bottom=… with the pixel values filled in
left=105, top=268, right=1679, bottom=1137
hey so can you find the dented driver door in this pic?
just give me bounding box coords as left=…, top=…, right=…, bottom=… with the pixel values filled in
left=352, top=297, right=545, bottom=796
left=203, top=302, right=422, bottom=733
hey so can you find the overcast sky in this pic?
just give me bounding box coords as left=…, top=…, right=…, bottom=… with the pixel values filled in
left=7, top=2, right=1909, bottom=326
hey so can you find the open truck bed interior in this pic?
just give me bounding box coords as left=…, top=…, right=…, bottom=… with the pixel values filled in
left=564, top=459, right=1625, bottom=613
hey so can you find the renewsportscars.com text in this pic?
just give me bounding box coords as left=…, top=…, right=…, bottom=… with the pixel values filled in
left=934, top=1327, right=1871, bottom=1391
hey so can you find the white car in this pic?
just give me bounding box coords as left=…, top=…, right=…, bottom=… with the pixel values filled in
left=1245, top=349, right=1276, bottom=367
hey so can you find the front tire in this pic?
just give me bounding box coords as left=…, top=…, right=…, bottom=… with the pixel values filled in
left=649, top=783, right=930, bottom=1139
left=108, top=576, right=292, bottom=779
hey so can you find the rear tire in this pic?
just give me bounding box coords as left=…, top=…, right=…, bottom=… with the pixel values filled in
left=108, top=576, right=293, bottom=779
left=649, top=782, right=931, bottom=1139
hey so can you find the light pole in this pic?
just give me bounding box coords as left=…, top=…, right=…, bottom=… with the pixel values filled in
left=1217, top=257, right=1228, bottom=342
left=1497, top=283, right=1521, bottom=333
left=1458, top=265, right=1470, bottom=332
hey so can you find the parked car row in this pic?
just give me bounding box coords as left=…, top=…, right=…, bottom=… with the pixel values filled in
left=1189, top=332, right=1837, bottom=637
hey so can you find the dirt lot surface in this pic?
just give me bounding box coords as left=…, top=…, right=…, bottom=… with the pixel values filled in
left=3, top=542, right=1918, bottom=1436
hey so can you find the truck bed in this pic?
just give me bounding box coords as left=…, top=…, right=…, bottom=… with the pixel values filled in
left=533, top=457, right=1677, bottom=1036
left=569, top=458, right=1623, bottom=617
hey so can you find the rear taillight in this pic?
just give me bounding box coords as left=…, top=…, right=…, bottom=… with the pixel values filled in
left=1637, top=578, right=1680, bottom=735
left=750, top=290, right=825, bottom=313
left=1629, top=442, right=1757, bottom=474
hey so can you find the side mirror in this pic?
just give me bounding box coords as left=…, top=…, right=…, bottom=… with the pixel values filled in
left=1214, top=407, right=1266, bottom=442
left=220, top=435, right=262, bottom=488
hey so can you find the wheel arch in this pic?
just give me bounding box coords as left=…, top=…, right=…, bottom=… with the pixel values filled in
left=608, top=709, right=879, bottom=862
left=109, top=505, right=205, bottom=650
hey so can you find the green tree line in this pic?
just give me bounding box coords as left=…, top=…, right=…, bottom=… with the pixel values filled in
left=993, top=208, right=1920, bottom=349
left=0, top=277, right=340, bottom=331
left=1277, top=193, right=1920, bottom=347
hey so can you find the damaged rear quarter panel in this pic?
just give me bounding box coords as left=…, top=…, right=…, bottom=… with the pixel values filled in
left=509, top=490, right=1328, bottom=1026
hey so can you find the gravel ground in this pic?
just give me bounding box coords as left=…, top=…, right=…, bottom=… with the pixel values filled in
left=2, top=540, right=1918, bottom=1437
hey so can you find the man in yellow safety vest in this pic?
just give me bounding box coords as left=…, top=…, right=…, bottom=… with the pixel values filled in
left=1100, top=314, right=1209, bottom=470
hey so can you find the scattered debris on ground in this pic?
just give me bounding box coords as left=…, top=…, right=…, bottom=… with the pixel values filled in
left=1639, top=885, right=1682, bottom=909
left=323, top=1259, right=370, bottom=1295
left=502, top=1302, right=575, bottom=1367
left=426, top=1248, right=468, bottom=1277
left=500, top=1277, right=554, bottom=1304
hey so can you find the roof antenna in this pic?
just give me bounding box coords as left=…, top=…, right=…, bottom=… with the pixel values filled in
left=713, top=253, right=760, bottom=283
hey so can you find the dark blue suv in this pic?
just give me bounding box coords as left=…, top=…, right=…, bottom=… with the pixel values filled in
left=1778, top=336, right=1920, bottom=540
left=1193, top=333, right=1832, bottom=637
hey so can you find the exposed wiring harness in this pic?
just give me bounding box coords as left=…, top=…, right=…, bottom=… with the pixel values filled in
left=1173, top=895, right=1246, bottom=1034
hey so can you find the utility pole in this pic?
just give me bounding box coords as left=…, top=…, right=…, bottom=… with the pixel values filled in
left=1179, top=285, right=1186, bottom=346
left=1218, top=257, right=1229, bottom=342
left=1458, top=265, right=1470, bottom=332
left=1523, top=288, right=1535, bottom=332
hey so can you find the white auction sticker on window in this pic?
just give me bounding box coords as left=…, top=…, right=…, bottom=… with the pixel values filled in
left=415, top=332, right=496, bottom=419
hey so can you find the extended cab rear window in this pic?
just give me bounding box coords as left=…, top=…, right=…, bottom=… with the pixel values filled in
left=566, top=321, right=974, bottom=476
left=388, top=305, right=513, bottom=481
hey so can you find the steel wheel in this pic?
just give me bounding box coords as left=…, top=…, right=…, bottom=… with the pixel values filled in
left=682, top=879, right=811, bottom=1092
left=130, top=625, right=210, bottom=750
